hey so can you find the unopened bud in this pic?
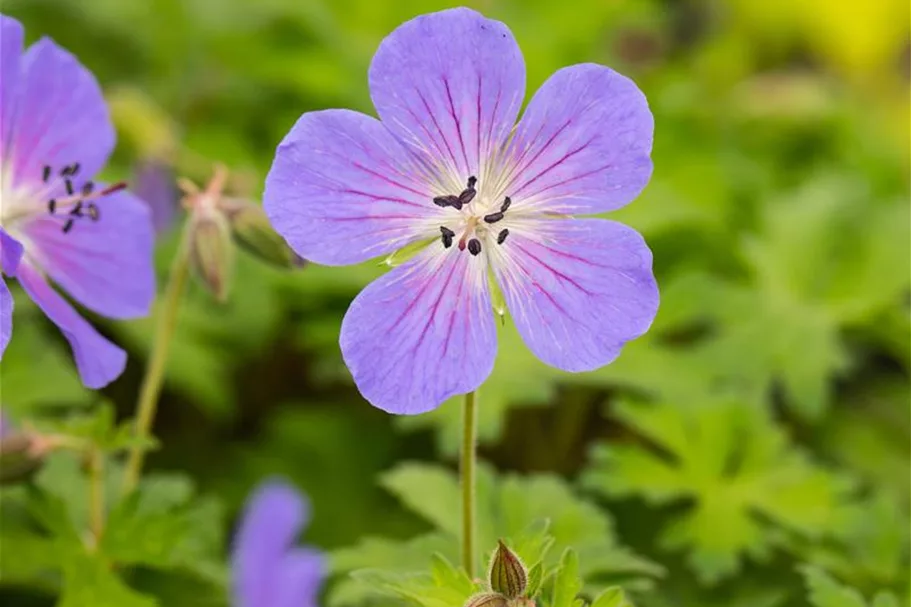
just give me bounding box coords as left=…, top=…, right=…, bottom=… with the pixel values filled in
left=224, top=199, right=305, bottom=269
left=0, top=432, right=44, bottom=485
left=463, top=592, right=509, bottom=607
left=189, top=209, right=234, bottom=302
left=488, top=541, right=527, bottom=599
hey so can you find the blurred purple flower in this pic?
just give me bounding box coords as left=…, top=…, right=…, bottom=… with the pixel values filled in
left=133, top=159, right=179, bottom=235
left=232, top=479, right=324, bottom=607
left=0, top=15, right=154, bottom=388
left=264, top=8, right=658, bottom=414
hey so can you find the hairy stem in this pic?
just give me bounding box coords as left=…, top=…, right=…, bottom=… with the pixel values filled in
left=122, top=225, right=193, bottom=495
left=461, top=390, right=478, bottom=576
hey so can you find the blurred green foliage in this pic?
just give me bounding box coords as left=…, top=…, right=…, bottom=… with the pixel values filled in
left=0, top=0, right=908, bottom=606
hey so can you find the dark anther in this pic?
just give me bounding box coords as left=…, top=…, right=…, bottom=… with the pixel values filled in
left=71, top=201, right=84, bottom=218
left=440, top=226, right=455, bottom=248
left=458, top=175, right=477, bottom=206
left=433, top=195, right=460, bottom=208
left=467, top=238, right=482, bottom=256
left=42, top=165, right=51, bottom=182
left=500, top=196, right=512, bottom=213
left=64, top=179, right=74, bottom=196
left=81, top=182, right=94, bottom=195
left=497, top=229, right=509, bottom=245
left=458, top=187, right=476, bottom=206
left=47, top=199, right=57, bottom=214
left=62, top=219, right=74, bottom=234
left=61, top=163, right=80, bottom=177
left=483, top=211, right=504, bottom=224
left=87, top=203, right=100, bottom=221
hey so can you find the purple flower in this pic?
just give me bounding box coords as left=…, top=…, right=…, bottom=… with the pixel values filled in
left=232, top=480, right=324, bottom=607
left=264, top=8, right=659, bottom=414
left=0, top=15, right=154, bottom=388
left=132, top=159, right=179, bottom=235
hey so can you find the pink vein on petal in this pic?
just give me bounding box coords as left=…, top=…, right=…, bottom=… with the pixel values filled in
left=442, top=76, right=470, bottom=172
left=520, top=161, right=615, bottom=204
left=500, top=118, right=574, bottom=195
left=413, top=258, right=459, bottom=353
left=416, top=87, right=461, bottom=173
left=334, top=188, right=424, bottom=209
left=442, top=261, right=469, bottom=357
left=515, top=241, right=593, bottom=297
left=511, top=137, right=595, bottom=199
left=350, top=161, right=426, bottom=198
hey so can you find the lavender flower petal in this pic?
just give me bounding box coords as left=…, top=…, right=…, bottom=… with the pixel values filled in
left=0, top=278, right=12, bottom=358
left=5, top=37, right=114, bottom=189
left=232, top=480, right=310, bottom=607
left=273, top=548, right=325, bottom=607
left=503, top=64, right=653, bottom=215
left=340, top=247, right=496, bottom=414
left=0, top=15, right=24, bottom=154
left=0, top=227, right=23, bottom=276
left=493, top=219, right=658, bottom=372
left=265, top=109, right=441, bottom=266
left=0, top=228, right=23, bottom=359
left=15, top=263, right=126, bottom=388
left=133, top=160, right=178, bottom=235
left=368, top=7, right=525, bottom=179
left=21, top=188, right=155, bottom=319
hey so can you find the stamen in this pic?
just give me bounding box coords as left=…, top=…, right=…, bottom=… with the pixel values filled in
left=500, top=197, right=511, bottom=213
left=48, top=180, right=127, bottom=233
left=64, top=179, right=74, bottom=195
left=497, top=229, right=509, bottom=245
left=42, top=165, right=51, bottom=182
left=433, top=195, right=460, bottom=208
left=467, top=238, right=482, bottom=256
left=483, top=212, right=504, bottom=224
left=457, top=216, right=479, bottom=251
left=61, top=163, right=80, bottom=176
left=440, top=226, right=455, bottom=248
left=98, top=182, right=127, bottom=196
left=467, top=176, right=477, bottom=189
left=458, top=187, right=475, bottom=206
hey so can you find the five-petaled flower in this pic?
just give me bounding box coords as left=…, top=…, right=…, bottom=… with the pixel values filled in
left=265, top=7, right=659, bottom=414
left=232, top=479, right=325, bottom=607
left=0, top=14, right=154, bottom=388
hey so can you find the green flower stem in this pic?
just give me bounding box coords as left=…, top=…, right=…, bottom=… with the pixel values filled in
left=122, top=224, right=193, bottom=496
left=461, top=389, right=478, bottom=576
left=88, top=446, right=105, bottom=546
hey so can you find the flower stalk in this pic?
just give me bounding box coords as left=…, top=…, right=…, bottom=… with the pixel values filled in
left=88, top=446, right=106, bottom=546
left=121, top=221, right=193, bottom=495
left=461, top=389, right=478, bottom=575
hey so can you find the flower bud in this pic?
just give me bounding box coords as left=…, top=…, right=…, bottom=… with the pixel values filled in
left=224, top=199, right=305, bottom=269
left=189, top=209, right=234, bottom=302
left=463, top=592, right=509, bottom=607
left=488, top=541, right=527, bottom=599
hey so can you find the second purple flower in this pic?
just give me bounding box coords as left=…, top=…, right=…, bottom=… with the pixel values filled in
left=265, top=8, right=659, bottom=414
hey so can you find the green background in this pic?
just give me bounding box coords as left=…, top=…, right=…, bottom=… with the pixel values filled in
left=0, top=1, right=908, bottom=606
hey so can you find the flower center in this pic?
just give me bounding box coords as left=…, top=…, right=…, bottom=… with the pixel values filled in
left=0, top=162, right=125, bottom=235
left=433, top=176, right=510, bottom=256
